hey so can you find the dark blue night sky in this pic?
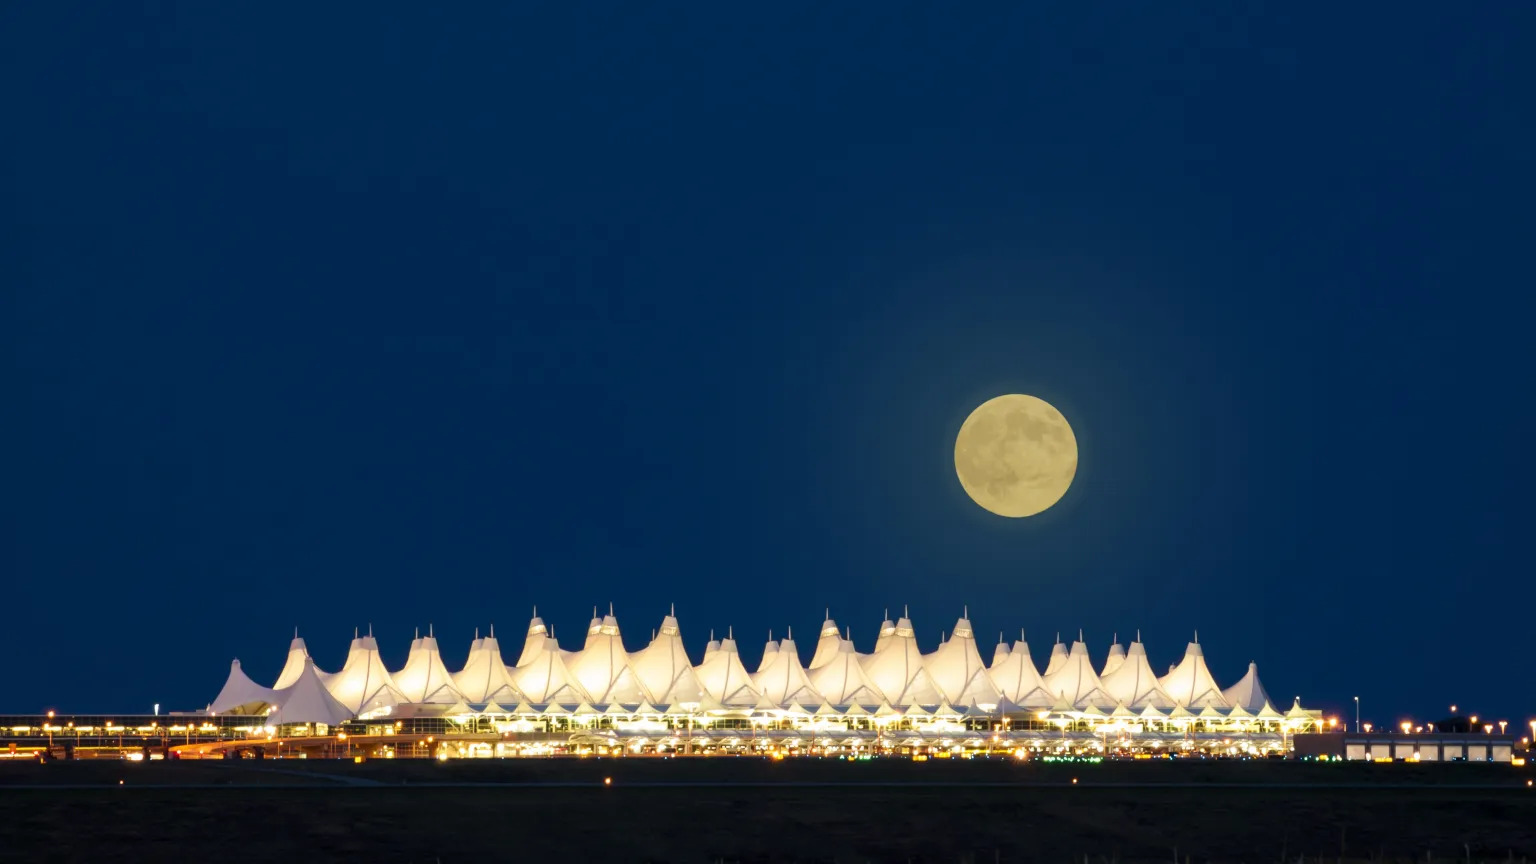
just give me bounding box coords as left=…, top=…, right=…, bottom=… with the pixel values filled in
left=4, top=4, right=1533, bottom=727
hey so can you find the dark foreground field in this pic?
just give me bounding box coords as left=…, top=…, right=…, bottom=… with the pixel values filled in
left=3, top=759, right=1535, bottom=863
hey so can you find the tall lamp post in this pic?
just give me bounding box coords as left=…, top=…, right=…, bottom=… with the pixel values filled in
left=1353, top=696, right=1360, bottom=733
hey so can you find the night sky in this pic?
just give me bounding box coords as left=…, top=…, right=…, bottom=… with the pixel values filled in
left=5, top=4, right=1533, bottom=727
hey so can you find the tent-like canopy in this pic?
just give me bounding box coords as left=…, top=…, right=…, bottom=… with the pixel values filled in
left=1101, top=636, right=1127, bottom=677
left=515, top=610, right=549, bottom=667
left=1100, top=639, right=1176, bottom=710
left=452, top=626, right=524, bottom=704
left=695, top=629, right=760, bottom=707
left=808, top=638, right=884, bottom=706
left=1221, top=662, right=1272, bottom=713
left=751, top=631, right=820, bottom=705
left=570, top=610, right=648, bottom=704
left=1159, top=637, right=1230, bottom=709
left=273, top=631, right=320, bottom=689
left=209, top=659, right=277, bottom=715
left=923, top=613, right=1002, bottom=708
left=630, top=610, right=705, bottom=705
left=322, top=629, right=406, bottom=715
left=872, top=610, right=899, bottom=654
left=1044, top=637, right=1069, bottom=677
left=1043, top=639, right=1115, bottom=709
left=268, top=659, right=354, bottom=727
left=394, top=626, right=464, bottom=705
left=512, top=631, right=588, bottom=704
left=987, top=631, right=1055, bottom=708
left=807, top=612, right=844, bottom=670
left=860, top=615, right=943, bottom=706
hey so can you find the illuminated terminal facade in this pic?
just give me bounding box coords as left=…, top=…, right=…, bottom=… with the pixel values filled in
left=5, top=610, right=1334, bottom=761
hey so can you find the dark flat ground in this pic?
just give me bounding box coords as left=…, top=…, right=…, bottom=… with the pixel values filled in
left=3, top=758, right=1535, bottom=862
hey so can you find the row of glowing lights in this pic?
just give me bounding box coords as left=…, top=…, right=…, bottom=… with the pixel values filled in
left=18, top=712, right=221, bottom=735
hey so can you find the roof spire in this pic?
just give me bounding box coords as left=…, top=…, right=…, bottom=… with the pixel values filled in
left=999, top=631, right=1005, bottom=644
left=1113, top=632, right=1118, bottom=644
left=368, top=622, right=373, bottom=637
left=846, top=626, right=851, bottom=640
left=489, top=623, right=495, bottom=638
left=1137, top=629, right=1141, bottom=642
left=294, top=626, right=299, bottom=639
left=787, top=625, right=792, bottom=640
left=728, top=625, right=733, bottom=639
left=354, top=626, right=359, bottom=639
left=1194, top=629, right=1199, bottom=644
left=670, top=602, right=675, bottom=616
left=429, top=622, right=434, bottom=638
left=593, top=606, right=598, bottom=618
left=415, top=626, right=420, bottom=639
left=532, top=606, right=537, bottom=618
left=1055, top=631, right=1060, bottom=644
left=904, top=604, right=909, bottom=618
left=709, top=629, right=715, bottom=641
left=884, top=607, right=889, bottom=620
left=825, top=607, right=830, bottom=621
left=964, top=605, right=969, bottom=619
left=1078, top=628, right=1083, bottom=642
left=652, top=629, right=656, bottom=641
left=474, top=627, right=480, bottom=639
left=608, top=602, right=614, bottom=616
left=1020, top=628, right=1026, bottom=641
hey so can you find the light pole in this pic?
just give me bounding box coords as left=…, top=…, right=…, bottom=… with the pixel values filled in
left=1353, top=697, right=1359, bottom=733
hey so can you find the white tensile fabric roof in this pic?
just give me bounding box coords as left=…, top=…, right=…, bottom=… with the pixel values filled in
left=268, top=659, right=354, bottom=727
left=393, top=627, right=463, bottom=705
left=1159, top=638, right=1231, bottom=709
left=872, top=612, right=899, bottom=654
left=451, top=627, right=523, bottom=704
left=694, top=630, right=759, bottom=707
left=570, top=613, right=647, bottom=704
left=1101, top=637, right=1127, bottom=677
left=273, top=634, right=319, bottom=690
left=987, top=633, right=1054, bottom=708
left=923, top=614, right=1002, bottom=708
left=807, top=638, right=883, bottom=706
left=322, top=631, right=406, bottom=715
left=1043, top=639, right=1116, bottom=709
left=1222, top=662, right=1272, bottom=713
left=515, top=611, right=548, bottom=667
left=990, top=637, right=1011, bottom=667
left=209, top=659, right=277, bottom=715
left=1099, top=640, right=1176, bottom=709
left=210, top=612, right=1309, bottom=721
left=808, top=614, right=843, bottom=670
left=630, top=611, right=705, bottom=704
left=860, top=616, right=943, bottom=706
left=1043, top=639, right=1069, bottom=677
left=751, top=631, right=820, bottom=705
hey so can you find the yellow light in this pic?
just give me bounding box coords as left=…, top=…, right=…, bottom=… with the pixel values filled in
left=603, top=777, right=611, bottom=786
left=1400, top=722, right=1411, bottom=734
left=337, top=732, right=347, bottom=741
left=1471, top=715, right=1479, bottom=724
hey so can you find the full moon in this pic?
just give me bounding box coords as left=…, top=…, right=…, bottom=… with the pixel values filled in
left=954, top=394, right=1078, bottom=518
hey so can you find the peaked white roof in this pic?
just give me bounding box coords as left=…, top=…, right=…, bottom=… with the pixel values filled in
left=1044, top=639, right=1069, bottom=676
left=987, top=634, right=1055, bottom=708
left=808, top=639, right=884, bottom=706
left=1221, top=662, right=1272, bottom=713
left=1099, top=640, right=1176, bottom=709
left=512, top=634, right=589, bottom=704
left=269, top=659, right=354, bottom=727
left=569, top=613, right=647, bottom=704
left=452, top=628, right=524, bottom=704
left=209, top=659, right=277, bottom=715
left=273, top=634, right=319, bottom=690
left=1043, top=640, right=1116, bottom=709
left=695, top=632, right=760, bottom=707
left=991, top=637, right=1011, bottom=666
left=515, top=611, right=549, bottom=667
left=808, top=614, right=843, bottom=670
left=751, top=634, right=821, bottom=705
left=873, top=611, right=899, bottom=654
left=322, top=631, right=406, bottom=715
left=1101, top=638, right=1127, bottom=677
left=860, top=617, right=944, bottom=706
left=923, top=614, right=1002, bottom=708
left=631, top=613, right=705, bottom=705
left=393, top=628, right=463, bottom=705
left=1159, top=639, right=1230, bottom=709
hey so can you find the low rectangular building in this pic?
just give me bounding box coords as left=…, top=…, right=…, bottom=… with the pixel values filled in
left=1294, top=732, right=1520, bottom=762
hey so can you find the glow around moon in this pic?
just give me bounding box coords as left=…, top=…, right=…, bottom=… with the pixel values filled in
left=954, top=394, right=1077, bottom=518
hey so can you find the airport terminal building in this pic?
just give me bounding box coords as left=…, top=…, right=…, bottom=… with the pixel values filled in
left=115, top=609, right=1333, bottom=760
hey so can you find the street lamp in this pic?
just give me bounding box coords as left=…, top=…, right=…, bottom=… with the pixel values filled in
left=1353, top=697, right=1359, bottom=733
